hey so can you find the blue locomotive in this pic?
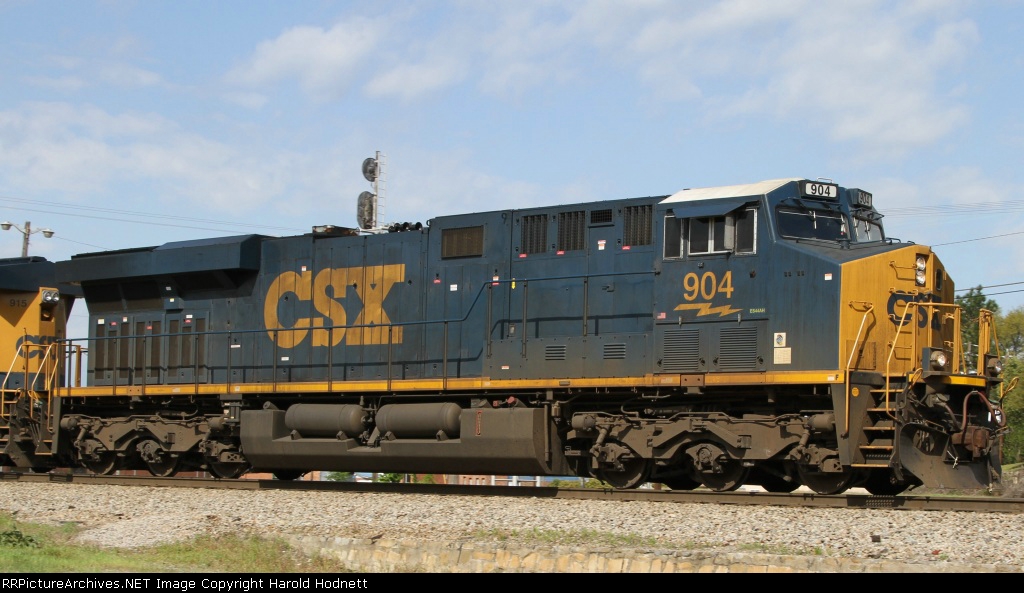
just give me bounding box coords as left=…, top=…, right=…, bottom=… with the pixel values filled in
left=0, top=177, right=1009, bottom=495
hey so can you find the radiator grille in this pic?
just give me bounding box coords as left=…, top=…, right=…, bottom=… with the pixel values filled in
left=521, top=215, right=548, bottom=254
left=557, top=211, right=586, bottom=252
left=623, top=205, right=653, bottom=246
left=590, top=209, right=613, bottom=225
left=441, top=226, right=484, bottom=258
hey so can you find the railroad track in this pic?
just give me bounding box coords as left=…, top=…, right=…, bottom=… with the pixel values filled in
left=3, top=470, right=1021, bottom=513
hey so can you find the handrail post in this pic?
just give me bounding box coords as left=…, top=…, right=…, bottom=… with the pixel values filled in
left=443, top=321, right=449, bottom=390
left=272, top=329, right=279, bottom=392
left=521, top=281, right=529, bottom=357
left=226, top=331, right=233, bottom=394
left=387, top=325, right=393, bottom=392
left=486, top=284, right=493, bottom=358
left=193, top=332, right=199, bottom=395
left=327, top=327, right=334, bottom=392
left=582, top=276, right=589, bottom=337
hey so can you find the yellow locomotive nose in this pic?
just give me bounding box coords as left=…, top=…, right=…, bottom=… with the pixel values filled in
left=839, top=245, right=957, bottom=379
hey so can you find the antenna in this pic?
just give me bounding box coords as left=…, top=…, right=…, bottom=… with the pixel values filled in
left=356, top=151, right=386, bottom=232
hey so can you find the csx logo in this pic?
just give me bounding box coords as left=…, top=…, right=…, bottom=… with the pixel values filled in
left=15, top=334, right=58, bottom=359
left=887, top=292, right=942, bottom=330
left=264, top=264, right=405, bottom=348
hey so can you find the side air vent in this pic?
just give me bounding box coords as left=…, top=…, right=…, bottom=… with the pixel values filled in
left=545, top=344, right=567, bottom=361
left=603, top=343, right=627, bottom=360
left=718, top=327, right=759, bottom=371
left=661, top=329, right=700, bottom=372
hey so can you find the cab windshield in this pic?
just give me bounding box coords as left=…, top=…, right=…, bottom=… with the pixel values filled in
left=776, top=207, right=848, bottom=242
left=850, top=214, right=884, bottom=242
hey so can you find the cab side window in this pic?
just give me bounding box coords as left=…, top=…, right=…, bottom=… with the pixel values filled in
left=663, top=206, right=756, bottom=259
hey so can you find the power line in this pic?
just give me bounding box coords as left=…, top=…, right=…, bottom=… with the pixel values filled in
left=956, top=282, right=1024, bottom=292
left=933, top=230, right=1024, bottom=247
left=986, top=288, right=1024, bottom=297
left=885, top=199, right=1024, bottom=218
left=0, top=194, right=307, bottom=234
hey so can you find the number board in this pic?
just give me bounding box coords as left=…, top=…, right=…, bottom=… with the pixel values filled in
left=800, top=181, right=838, bottom=199
left=852, top=189, right=873, bottom=208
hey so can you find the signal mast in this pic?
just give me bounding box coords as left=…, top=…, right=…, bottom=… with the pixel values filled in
left=357, top=151, right=386, bottom=233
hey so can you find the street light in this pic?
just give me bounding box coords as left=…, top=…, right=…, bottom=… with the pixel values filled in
left=1, top=221, right=54, bottom=257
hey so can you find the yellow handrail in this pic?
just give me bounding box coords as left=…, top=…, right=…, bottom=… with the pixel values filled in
left=843, top=301, right=874, bottom=437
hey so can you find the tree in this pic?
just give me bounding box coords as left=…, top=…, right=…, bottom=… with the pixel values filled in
left=996, top=307, right=1024, bottom=360
left=955, top=286, right=1000, bottom=366
left=377, top=473, right=403, bottom=483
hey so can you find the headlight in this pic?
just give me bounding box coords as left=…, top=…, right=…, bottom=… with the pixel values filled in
left=915, top=255, right=927, bottom=286
left=929, top=350, right=949, bottom=370
left=986, top=356, right=1003, bottom=377
left=41, top=290, right=60, bottom=304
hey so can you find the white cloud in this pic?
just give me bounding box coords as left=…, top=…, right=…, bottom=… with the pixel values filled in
left=0, top=102, right=287, bottom=211
left=365, top=58, right=465, bottom=100
left=225, top=19, right=388, bottom=101
left=98, top=63, right=163, bottom=87
left=24, top=75, right=86, bottom=92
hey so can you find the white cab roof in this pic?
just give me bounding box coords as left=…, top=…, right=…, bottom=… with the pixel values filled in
left=661, top=178, right=802, bottom=204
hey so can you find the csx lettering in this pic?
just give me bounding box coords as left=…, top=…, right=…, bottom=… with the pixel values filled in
left=15, top=335, right=57, bottom=358
left=264, top=264, right=405, bottom=348
left=886, top=292, right=942, bottom=330
left=682, top=271, right=734, bottom=301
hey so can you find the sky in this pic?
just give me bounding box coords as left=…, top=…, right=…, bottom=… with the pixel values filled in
left=1, top=0, right=1023, bottom=342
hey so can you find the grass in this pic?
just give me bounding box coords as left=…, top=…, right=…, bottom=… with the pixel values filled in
left=0, top=512, right=353, bottom=573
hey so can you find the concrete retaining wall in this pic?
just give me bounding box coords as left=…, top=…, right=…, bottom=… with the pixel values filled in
left=286, top=535, right=1018, bottom=573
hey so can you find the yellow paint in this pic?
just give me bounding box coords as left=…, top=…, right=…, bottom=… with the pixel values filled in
left=674, top=303, right=743, bottom=317
left=839, top=246, right=957, bottom=380
left=0, top=287, right=66, bottom=385
left=57, top=370, right=849, bottom=398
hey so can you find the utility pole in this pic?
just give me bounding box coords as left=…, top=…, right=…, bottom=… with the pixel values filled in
left=1, top=220, right=55, bottom=256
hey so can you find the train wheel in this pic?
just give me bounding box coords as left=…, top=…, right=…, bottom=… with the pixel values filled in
left=660, top=472, right=702, bottom=491
left=138, top=440, right=179, bottom=477
left=753, top=472, right=800, bottom=493
left=207, top=460, right=250, bottom=479
left=598, top=457, right=652, bottom=489
left=863, top=470, right=910, bottom=496
left=748, top=464, right=799, bottom=493
left=80, top=439, right=118, bottom=475
left=796, top=465, right=855, bottom=495
left=82, top=453, right=118, bottom=476
left=698, top=461, right=750, bottom=492
left=273, top=470, right=306, bottom=481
